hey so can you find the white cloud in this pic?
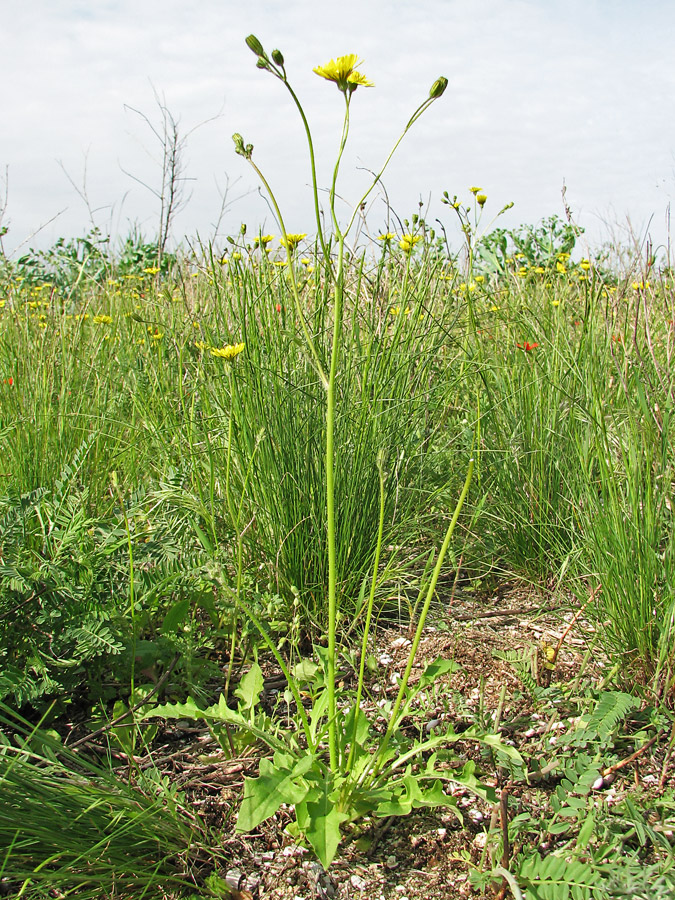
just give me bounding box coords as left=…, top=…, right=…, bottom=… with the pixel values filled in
left=2, top=0, right=675, bottom=254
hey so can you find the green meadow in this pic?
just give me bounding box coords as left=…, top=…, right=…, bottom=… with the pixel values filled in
left=0, top=38, right=674, bottom=900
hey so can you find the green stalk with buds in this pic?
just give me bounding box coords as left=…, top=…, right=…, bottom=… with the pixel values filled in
left=191, top=37, right=510, bottom=868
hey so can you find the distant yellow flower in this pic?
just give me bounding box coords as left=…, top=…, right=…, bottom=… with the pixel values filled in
left=195, top=340, right=209, bottom=351
left=378, top=232, right=397, bottom=241
left=143, top=267, right=160, bottom=275
left=399, top=234, right=422, bottom=253
left=469, top=186, right=482, bottom=195
left=313, top=54, right=373, bottom=92
left=279, top=233, right=307, bottom=252
left=211, top=342, right=245, bottom=360
left=534, top=266, right=546, bottom=274
left=254, top=234, right=275, bottom=246
left=556, top=261, right=566, bottom=273
left=93, top=314, right=112, bottom=324
left=475, top=275, right=485, bottom=284
left=580, top=259, right=591, bottom=271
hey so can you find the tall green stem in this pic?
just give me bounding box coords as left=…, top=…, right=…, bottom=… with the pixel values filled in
left=325, top=95, right=352, bottom=770
left=368, top=454, right=475, bottom=781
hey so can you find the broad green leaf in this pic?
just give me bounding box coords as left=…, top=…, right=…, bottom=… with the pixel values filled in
left=295, top=776, right=347, bottom=868
left=237, top=762, right=310, bottom=833
left=418, top=657, right=461, bottom=689
left=161, top=597, right=191, bottom=635
left=234, top=662, right=264, bottom=713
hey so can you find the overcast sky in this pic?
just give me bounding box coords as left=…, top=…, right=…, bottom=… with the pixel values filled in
left=3, top=0, right=675, bottom=258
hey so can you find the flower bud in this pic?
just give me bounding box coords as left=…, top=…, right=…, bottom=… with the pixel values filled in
left=476, top=193, right=487, bottom=207
left=245, top=34, right=265, bottom=56
left=429, top=76, right=448, bottom=99
left=271, top=48, right=284, bottom=66
left=232, top=133, right=253, bottom=159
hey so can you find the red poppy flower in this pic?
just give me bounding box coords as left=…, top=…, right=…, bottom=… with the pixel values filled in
left=275, top=303, right=282, bottom=313
left=516, top=341, right=539, bottom=352
left=3, top=377, right=12, bottom=386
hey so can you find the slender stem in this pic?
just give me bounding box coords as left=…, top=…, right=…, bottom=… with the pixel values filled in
left=346, top=453, right=386, bottom=772
left=343, top=95, right=439, bottom=236
left=246, top=158, right=328, bottom=388
left=280, top=80, right=332, bottom=269
left=369, top=455, right=475, bottom=779
left=325, top=236, right=344, bottom=771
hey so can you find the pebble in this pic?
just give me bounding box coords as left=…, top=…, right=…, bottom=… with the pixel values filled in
left=350, top=875, right=367, bottom=891
left=390, top=636, right=411, bottom=649
left=386, top=854, right=398, bottom=869
left=473, top=832, right=488, bottom=849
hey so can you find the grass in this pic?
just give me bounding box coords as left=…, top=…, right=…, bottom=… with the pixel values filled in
left=1, top=223, right=675, bottom=894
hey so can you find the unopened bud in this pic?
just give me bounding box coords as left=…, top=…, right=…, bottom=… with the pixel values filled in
left=271, top=48, right=284, bottom=66
left=256, top=57, right=270, bottom=70
left=232, top=133, right=253, bottom=160
left=245, top=34, right=265, bottom=56
left=429, top=76, right=448, bottom=99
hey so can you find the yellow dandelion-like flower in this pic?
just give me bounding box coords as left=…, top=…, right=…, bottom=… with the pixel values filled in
left=580, top=259, right=591, bottom=271
left=151, top=331, right=163, bottom=340
left=469, top=186, right=482, bottom=195
left=279, top=233, right=307, bottom=252
left=475, top=275, right=485, bottom=284
left=143, top=266, right=160, bottom=275
left=552, top=299, right=560, bottom=307
left=476, top=193, right=487, bottom=207
left=253, top=234, right=275, bottom=246
left=378, top=232, right=397, bottom=241
left=399, top=234, right=423, bottom=253
left=556, top=261, right=566, bottom=274
left=93, top=314, right=112, bottom=324
left=534, top=266, right=546, bottom=274
left=313, top=54, right=374, bottom=92
left=211, top=342, right=245, bottom=360
left=195, top=340, right=209, bottom=351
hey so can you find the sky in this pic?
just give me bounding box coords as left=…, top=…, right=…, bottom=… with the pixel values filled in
left=2, top=0, right=675, bottom=259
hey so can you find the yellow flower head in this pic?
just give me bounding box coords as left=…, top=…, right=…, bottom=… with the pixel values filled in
left=93, top=314, right=112, bottom=324
left=378, top=232, right=397, bottom=241
left=211, top=342, right=245, bottom=360
left=279, top=233, right=307, bottom=252
left=313, top=54, right=374, bottom=92
left=399, top=234, right=423, bottom=253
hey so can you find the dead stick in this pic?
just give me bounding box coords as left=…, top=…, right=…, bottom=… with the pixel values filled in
left=551, top=585, right=600, bottom=665
left=68, top=653, right=179, bottom=749
left=601, top=732, right=661, bottom=778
